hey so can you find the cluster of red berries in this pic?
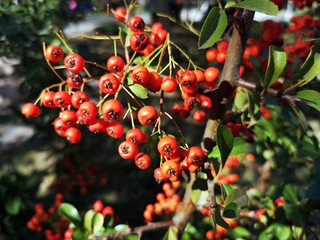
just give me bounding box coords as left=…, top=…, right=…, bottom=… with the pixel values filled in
left=143, top=181, right=181, bottom=222
left=55, top=155, right=108, bottom=195
left=27, top=193, right=69, bottom=240
left=285, top=14, right=320, bottom=60
left=290, top=0, right=320, bottom=9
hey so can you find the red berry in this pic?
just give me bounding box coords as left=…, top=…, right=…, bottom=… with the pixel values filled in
left=21, top=103, right=40, bottom=118
left=46, top=45, right=64, bottom=62
left=71, top=91, right=89, bottom=108
left=128, top=16, right=145, bottom=32
left=93, top=200, right=104, bottom=212
left=64, top=53, right=85, bottom=73
left=102, top=99, right=124, bottom=122
left=66, top=73, right=83, bottom=89
left=135, top=152, right=151, bottom=170
left=137, top=106, right=158, bottom=126
left=106, top=121, right=124, bottom=138
left=118, top=141, right=139, bottom=159
left=41, top=91, right=56, bottom=108
left=106, top=56, right=125, bottom=72
left=53, top=91, right=71, bottom=108
left=130, top=32, right=149, bottom=52
left=65, top=127, right=82, bottom=143
left=77, top=101, right=98, bottom=124
left=157, top=136, right=179, bottom=157
left=99, top=73, right=120, bottom=95
left=113, top=7, right=126, bottom=22
left=61, top=109, right=78, bottom=126
left=131, top=66, right=149, bottom=87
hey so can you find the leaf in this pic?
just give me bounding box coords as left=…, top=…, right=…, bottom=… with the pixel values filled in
left=295, top=90, right=320, bottom=112
left=198, top=7, right=227, bottom=49
left=192, top=172, right=208, bottom=191
left=283, top=184, right=299, bottom=203
left=163, top=226, right=179, bottom=240
left=220, top=183, right=234, bottom=200
left=216, top=123, right=234, bottom=166
left=114, top=224, right=129, bottom=232
left=72, top=228, right=86, bottom=240
left=5, top=196, right=20, bottom=215
left=293, top=43, right=320, bottom=86
left=191, top=189, right=209, bottom=206
left=223, top=202, right=240, bottom=218
left=58, top=203, right=82, bottom=227
left=233, top=0, right=278, bottom=15
left=84, top=210, right=95, bottom=231
left=129, top=83, right=149, bottom=99
left=208, top=137, right=249, bottom=159
left=214, top=207, right=229, bottom=229
left=92, top=212, right=104, bottom=233
left=224, top=188, right=248, bottom=208
left=263, top=46, right=286, bottom=91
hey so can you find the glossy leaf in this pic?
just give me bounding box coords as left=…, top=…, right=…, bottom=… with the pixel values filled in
left=163, top=226, right=179, bottom=240
left=223, top=202, right=240, bottom=218
left=198, top=7, right=227, bottom=49
left=295, top=90, right=320, bottom=112
left=220, top=183, right=234, bottom=200
left=263, top=46, right=286, bottom=91
left=72, top=228, right=86, bottom=240
left=216, top=123, right=234, bottom=166
left=129, top=83, right=149, bottom=99
left=293, top=43, right=320, bottom=86
left=283, top=184, right=299, bottom=203
left=209, top=137, right=249, bottom=159
left=114, top=224, right=129, bottom=232
left=233, top=0, right=278, bottom=15
left=84, top=210, right=95, bottom=231
left=5, top=196, right=20, bottom=215
left=92, top=212, right=104, bottom=233
left=224, top=188, right=248, bottom=207
left=191, top=189, right=209, bottom=206
left=214, top=207, right=229, bottom=229
left=58, top=203, right=82, bottom=227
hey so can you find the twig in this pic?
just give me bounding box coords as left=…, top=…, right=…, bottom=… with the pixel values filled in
left=92, top=220, right=173, bottom=240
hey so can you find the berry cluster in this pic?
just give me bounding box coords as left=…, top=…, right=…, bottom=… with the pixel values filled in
left=143, top=181, right=181, bottom=222
left=27, top=193, right=69, bottom=240
left=290, top=0, right=320, bottom=9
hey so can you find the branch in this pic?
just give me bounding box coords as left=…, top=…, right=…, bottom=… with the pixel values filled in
left=235, top=78, right=303, bottom=106
left=201, top=10, right=255, bottom=153
left=92, top=220, right=173, bottom=240
left=172, top=9, right=255, bottom=237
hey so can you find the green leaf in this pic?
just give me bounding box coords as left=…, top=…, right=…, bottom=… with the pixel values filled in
left=208, top=137, right=249, bottom=159
left=92, top=212, right=104, bottom=233
left=72, top=228, right=86, bottom=240
left=114, top=224, right=129, bottom=232
left=293, top=43, right=320, bottom=86
left=198, top=7, right=227, bottom=49
left=214, top=207, right=229, bottom=229
left=129, top=83, right=149, bottom=99
left=295, top=90, right=320, bottom=112
left=84, top=210, right=95, bottom=231
left=191, top=189, right=209, bottom=206
left=5, top=196, right=20, bottom=215
left=263, top=46, right=286, bottom=91
left=233, top=0, right=278, bottom=15
left=230, top=226, right=251, bottom=238
left=220, top=183, right=234, bottom=200
left=192, top=172, right=208, bottom=191
left=216, top=123, right=234, bottom=166
left=58, top=203, right=82, bottom=227
left=274, top=223, right=292, bottom=240
left=233, top=90, right=248, bottom=112
left=163, top=226, right=179, bottom=240
left=283, top=184, right=299, bottom=203
left=223, top=202, right=240, bottom=218
left=224, top=188, right=248, bottom=208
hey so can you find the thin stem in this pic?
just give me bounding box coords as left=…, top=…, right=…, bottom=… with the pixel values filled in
left=92, top=220, right=173, bottom=240
left=42, top=42, right=65, bottom=82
